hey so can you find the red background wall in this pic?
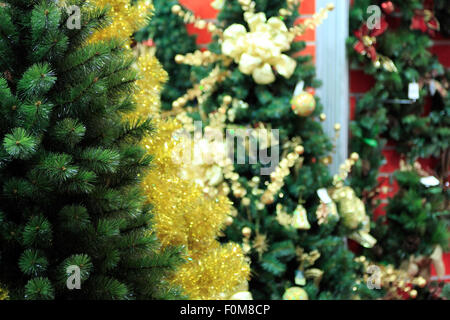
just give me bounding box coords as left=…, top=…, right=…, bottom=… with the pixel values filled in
left=177, top=0, right=449, bottom=281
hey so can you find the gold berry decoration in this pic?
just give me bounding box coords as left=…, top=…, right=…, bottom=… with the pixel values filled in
left=291, top=92, right=316, bottom=117
left=242, top=227, right=252, bottom=238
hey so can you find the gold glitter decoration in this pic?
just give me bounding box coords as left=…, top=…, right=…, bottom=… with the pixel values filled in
left=128, top=52, right=168, bottom=121
left=142, top=120, right=250, bottom=299
left=89, top=0, right=250, bottom=300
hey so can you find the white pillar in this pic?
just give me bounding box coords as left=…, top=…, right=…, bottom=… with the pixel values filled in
left=315, top=0, right=350, bottom=175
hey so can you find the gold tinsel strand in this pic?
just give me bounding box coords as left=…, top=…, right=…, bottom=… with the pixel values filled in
left=87, top=0, right=153, bottom=47
left=89, top=0, right=250, bottom=299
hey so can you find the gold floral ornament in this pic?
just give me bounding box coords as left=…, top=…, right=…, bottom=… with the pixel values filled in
left=294, top=247, right=324, bottom=288
left=221, top=12, right=297, bottom=85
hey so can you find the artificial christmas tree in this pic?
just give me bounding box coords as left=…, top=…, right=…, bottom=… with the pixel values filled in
left=348, top=0, right=449, bottom=298
left=146, top=0, right=380, bottom=300
left=368, top=169, right=448, bottom=267
left=0, top=0, right=184, bottom=299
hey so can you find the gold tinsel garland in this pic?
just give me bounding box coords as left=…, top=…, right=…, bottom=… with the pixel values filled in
left=141, top=119, right=250, bottom=299
left=88, top=0, right=250, bottom=299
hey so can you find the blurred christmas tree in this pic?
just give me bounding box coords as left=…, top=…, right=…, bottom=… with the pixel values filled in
left=369, top=170, right=448, bottom=267
left=0, top=0, right=185, bottom=299
left=145, top=0, right=381, bottom=300
left=349, top=0, right=449, bottom=197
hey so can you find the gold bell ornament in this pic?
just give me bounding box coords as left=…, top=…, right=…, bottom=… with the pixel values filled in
left=291, top=204, right=310, bottom=230
left=282, top=287, right=309, bottom=300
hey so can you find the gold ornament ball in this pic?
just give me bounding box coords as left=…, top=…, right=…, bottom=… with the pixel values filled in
left=242, top=197, right=251, bottom=206
left=196, top=20, right=207, bottom=29
left=172, top=100, right=180, bottom=109
left=207, top=23, right=217, bottom=32
left=334, top=123, right=341, bottom=131
left=319, top=113, right=327, bottom=121
left=350, top=152, right=359, bottom=161
left=223, top=95, right=233, bottom=104
left=225, top=216, right=234, bottom=226
left=233, top=188, right=246, bottom=198
left=410, top=289, right=418, bottom=299
left=291, top=92, right=316, bottom=117
left=175, top=54, right=184, bottom=64
left=282, top=287, right=309, bottom=300
left=242, top=227, right=252, bottom=238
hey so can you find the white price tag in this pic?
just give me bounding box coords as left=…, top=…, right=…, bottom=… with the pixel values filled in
left=317, top=188, right=332, bottom=204
left=408, top=82, right=420, bottom=100
left=420, top=176, right=440, bottom=187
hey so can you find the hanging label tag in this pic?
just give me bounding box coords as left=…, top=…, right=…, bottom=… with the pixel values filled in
left=317, top=188, right=332, bottom=204
left=420, top=176, right=440, bottom=187
left=408, top=82, right=420, bottom=100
